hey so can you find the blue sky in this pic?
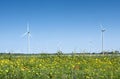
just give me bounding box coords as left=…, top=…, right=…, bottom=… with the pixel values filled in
left=0, top=0, right=120, bottom=53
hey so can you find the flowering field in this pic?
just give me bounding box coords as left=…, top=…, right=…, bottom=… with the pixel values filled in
left=0, top=55, right=120, bottom=79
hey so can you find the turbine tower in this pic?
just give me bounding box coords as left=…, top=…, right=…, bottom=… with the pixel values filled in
left=101, top=25, right=106, bottom=55
left=23, top=23, right=31, bottom=53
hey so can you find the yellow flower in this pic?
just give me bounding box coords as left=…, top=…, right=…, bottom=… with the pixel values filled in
left=5, top=69, right=8, bottom=72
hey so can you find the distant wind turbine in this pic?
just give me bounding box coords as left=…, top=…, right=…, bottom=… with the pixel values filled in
left=23, top=23, right=31, bottom=53
left=100, top=25, right=106, bottom=55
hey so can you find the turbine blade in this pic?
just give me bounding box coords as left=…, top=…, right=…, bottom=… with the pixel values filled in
left=27, top=23, right=30, bottom=32
left=100, top=24, right=103, bottom=30
left=28, top=33, right=32, bottom=38
left=100, top=24, right=106, bottom=31
left=22, top=32, right=27, bottom=37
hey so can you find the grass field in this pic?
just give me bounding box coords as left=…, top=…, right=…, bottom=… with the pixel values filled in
left=0, top=54, right=120, bottom=79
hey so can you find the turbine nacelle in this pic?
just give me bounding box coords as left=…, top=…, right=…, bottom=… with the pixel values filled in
left=101, top=29, right=106, bottom=32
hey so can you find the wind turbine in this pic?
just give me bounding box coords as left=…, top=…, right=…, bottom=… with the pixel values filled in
left=23, top=23, right=31, bottom=54
left=100, top=25, right=106, bottom=55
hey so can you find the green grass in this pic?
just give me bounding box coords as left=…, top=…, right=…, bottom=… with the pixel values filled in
left=0, top=54, right=120, bottom=79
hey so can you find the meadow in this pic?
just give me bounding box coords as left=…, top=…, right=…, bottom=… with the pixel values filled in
left=0, top=54, right=120, bottom=79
